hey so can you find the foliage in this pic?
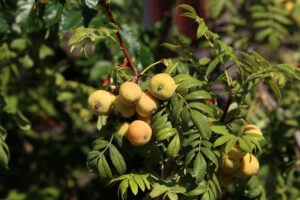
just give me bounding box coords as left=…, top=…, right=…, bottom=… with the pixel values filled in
left=0, top=0, right=300, bottom=200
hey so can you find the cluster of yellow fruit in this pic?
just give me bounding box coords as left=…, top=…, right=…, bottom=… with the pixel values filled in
left=87, top=73, right=176, bottom=146
left=218, top=124, right=263, bottom=187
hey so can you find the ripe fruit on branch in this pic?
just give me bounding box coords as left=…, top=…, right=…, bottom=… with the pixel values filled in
left=119, top=82, right=142, bottom=105
left=150, top=73, right=176, bottom=100
left=113, top=96, right=136, bottom=118
left=87, top=90, right=116, bottom=115
left=220, top=152, right=242, bottom=173
left=234, top=153, right=259, bottom=177
left=243, top=124, right=263, bottom=141
left=116, top=122, right=129, bottom=137
left=136, top=91, right=159, bottom=117
left=222, top=146, right=246, bottom=161
left=127, top=120, right=152, bottom=146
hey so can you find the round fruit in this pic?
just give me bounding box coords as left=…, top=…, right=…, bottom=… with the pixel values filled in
left=150, top=73, right=176, bottom=100
left=221, top=146, right=246, bottom=161
left=87, top=90, right=115, bottom=115
left=113, top=96, right=136, bottom=118
left=234, top=153, right=259, bottom=177
left=220, top=152, right=242, bottom=173
left=127, top=120, right=152, bottom=146
left=116, top=122, right=129, bottom=137
left=119, top=82, right=142, bottom=105
left=285, top=1, right=294, bottom=14
left=243, top=124, right=263, bottom=141
left=136, top=92, right=159, bottom=117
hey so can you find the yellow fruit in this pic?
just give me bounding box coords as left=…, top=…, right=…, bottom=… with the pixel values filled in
left=285, top=1, right=294, bottom=14
left=218, top=172, right=232, bottom=187
left=136, top=92, right=159, bottom=117
left=234, top=153, right=259, bottom=177
left=87, top=90, right=115, bottom=115
left=176, top=82, right=188, bottom=96
left=221, top=146, right=246, bottom=161
left=116, top=122, right=129, bottom=137
left=243, top=124, right=263, bottom=141
left=150, top=73, right=176, bottom=100
left=137, top=114, right=151, bottom=125
left=127, top=120, right=152, bottom=146
left=119, top=82, right=142, bottom=105
left=113, top=96, right=136, bottom=118
left=220, top=152, right=242, bottom=173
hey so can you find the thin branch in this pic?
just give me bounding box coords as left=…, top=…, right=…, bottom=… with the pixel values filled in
left=101, top=0, right=139, bottom=77
left=221, top=94, right=233, bottom=123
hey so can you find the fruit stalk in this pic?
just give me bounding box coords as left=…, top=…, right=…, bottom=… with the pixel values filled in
left=101, top=0, right=139, bottom=77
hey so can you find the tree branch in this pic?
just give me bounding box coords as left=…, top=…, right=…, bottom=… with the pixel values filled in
left=101, top=0, right=139, bottom=77
left=221, top=94, right=232, bottom=123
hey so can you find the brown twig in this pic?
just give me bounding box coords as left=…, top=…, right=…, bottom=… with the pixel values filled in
left=101, top=0, right=139, bottom=77
left=221, top=94, right=232, bottom=123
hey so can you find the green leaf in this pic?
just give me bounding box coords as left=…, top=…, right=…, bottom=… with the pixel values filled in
left=167, top=192, right=178, bottom=200
left=97, top=115, right=108, bottom=131
left=87, top=151, right=100, bottom=172
left=173, top=74, right=193, bottom=82
left=163, top=59, right=179, bottom=75
left=59, top=10, right=83, bottom=35
left=201, top=147, right=218, bottom=169
left=0, top=14, right=9, bottom=34
left=167, top=134, right=181, bottom=158
left=185, top=148, right=197, bottom=166
left=13, top=111, right=31, bottom=131
left=171, top=95, right=183, bottom=121
left=15, top=0, right=34, bottom=25
left=149, top=184, right=169, bottom=198
left=183, top=134, right=200, bottom=147
left=205, top=57, right=220, bottom=77
left=177, top=4, right=197, bottom=16
left=0, top=142, right=9, bottom=169
left=213, top=135, right=234, bottom=147
left=267, top=80, right=281, bottom=99
left=92, top=138, right=109, bottom=150
left=224, top=137, right=238, bottom=153
left=43, top=1, right=63, bottom=28
left=255, top=28, right=272, bottom=41
left=191, top=110, right=211, bottom=140
left=118, top=179, right=129, bottom=199
left=98, top=155, right=112, bottom=179
left=211, top=125, right=230, bottom=135
left=0, top=125, right=7, bottom=141
left=185, top=181, right=207, bottom=196
left=238, top=137, right=251, bottom=152
left=134, top=175, right=145, bottom=192
left=156, top=128, right=177, bottom=141
left=197, top=22, right=208, bottom=39
left=109, top=144, right=126, bottom=174
left=193, top=153, right=207, bottom=183
left=169, top=186, right=186, bottom=194
left=142, top=175, right=151, bottom=190
left=129, top=178, right=139, bottom=196
left=176, top=79, right=203, bottom=92
left=85, top=0, right=100, bottom=9
left=184, top=90, right=212, bottom=101
left=189, top=102, right=213, bottom=116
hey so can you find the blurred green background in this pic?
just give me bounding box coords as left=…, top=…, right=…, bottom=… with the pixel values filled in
left=0, top=0, right=299, bottom=199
